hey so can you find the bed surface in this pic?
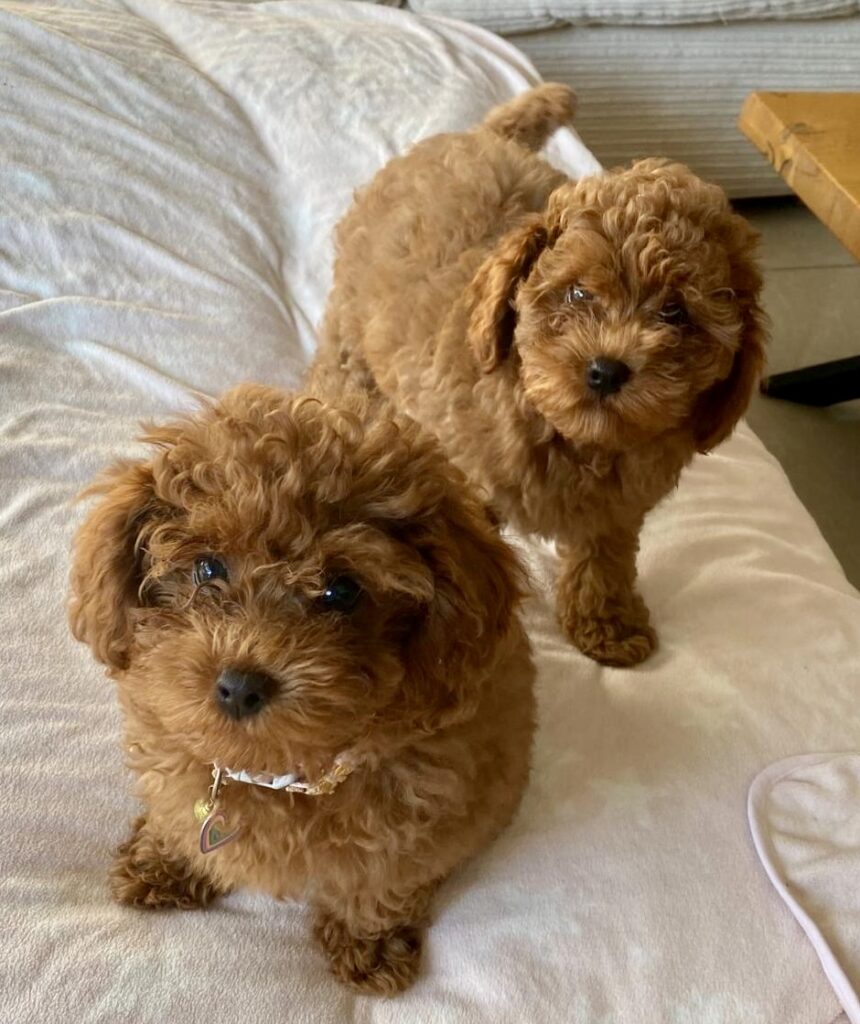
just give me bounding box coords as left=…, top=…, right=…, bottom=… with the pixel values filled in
left=1, top=3, right=859, bottom=1022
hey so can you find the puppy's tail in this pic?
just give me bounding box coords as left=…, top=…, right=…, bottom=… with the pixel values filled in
left=481, top=83, right=577, bottom=152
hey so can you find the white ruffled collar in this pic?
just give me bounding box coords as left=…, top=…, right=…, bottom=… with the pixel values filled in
left=219, top=753, right=355, bottom=796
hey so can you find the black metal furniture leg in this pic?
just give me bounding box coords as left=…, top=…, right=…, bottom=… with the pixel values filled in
left=760, top=356, right=860, bottom=406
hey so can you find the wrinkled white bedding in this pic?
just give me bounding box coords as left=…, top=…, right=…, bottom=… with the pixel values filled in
left=750, top=754, right=860, bottom=1024
left=1, top=3, right=858, bottom=1023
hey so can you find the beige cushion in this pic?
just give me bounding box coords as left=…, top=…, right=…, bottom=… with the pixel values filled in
left=515, top=16, right=860, bottom=197
left=408, top=0, right=860, bottom=34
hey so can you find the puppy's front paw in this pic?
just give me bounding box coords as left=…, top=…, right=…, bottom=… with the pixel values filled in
left=314, top=911, right=422, bottom=994
left=562, top=609, right=657, bottom=667
left=110, top=815, right=225, bottom=911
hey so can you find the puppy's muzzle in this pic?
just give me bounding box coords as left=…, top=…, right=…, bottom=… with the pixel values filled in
left=586, top=357, right=631, bottom=397
left=216, top=667, right=277, bottom=721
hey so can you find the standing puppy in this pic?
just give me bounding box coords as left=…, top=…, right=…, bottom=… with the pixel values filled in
left=69, top=384, right=533, bottom=994
left=316, top=84, right=766, bottom=667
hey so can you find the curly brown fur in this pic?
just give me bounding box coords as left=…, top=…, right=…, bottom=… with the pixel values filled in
left=110, top=815, right=227, bottom=910
left=69, top=384, right=534, bottom=994
left=314, top=83, right=767, bottom=667
left=313, top=891, right=430, bottom=994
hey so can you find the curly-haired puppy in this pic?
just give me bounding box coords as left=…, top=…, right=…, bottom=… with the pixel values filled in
left=316, top=83, right=767, bottom=667
left=68, top=384, right=534, bottom=994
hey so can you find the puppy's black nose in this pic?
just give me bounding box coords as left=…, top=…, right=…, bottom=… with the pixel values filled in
left=586, top=358, right=631, bottom=396
left=215, top=668, right=276, bottom=721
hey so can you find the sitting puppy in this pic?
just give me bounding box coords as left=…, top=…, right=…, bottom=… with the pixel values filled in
left=68, top=384, right=534, bottom=994
left=316, top=83, right=767, bottom=667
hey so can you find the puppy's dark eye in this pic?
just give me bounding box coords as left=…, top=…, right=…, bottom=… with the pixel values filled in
left=320, top=575, right=362, bottom=613
left=193, top=555, right=229, bottom=586
left=658, top=303, right=688, bottom=327
left=565, top=284, right=593, bottom=303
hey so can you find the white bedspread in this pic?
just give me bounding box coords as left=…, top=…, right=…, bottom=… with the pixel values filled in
left=1, top=3, right=858, bottom=1022
left=750, top=754, right=860, bottom=1024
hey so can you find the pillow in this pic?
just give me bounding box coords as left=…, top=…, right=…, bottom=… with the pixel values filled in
left=406, top=0, right=860, bottom=36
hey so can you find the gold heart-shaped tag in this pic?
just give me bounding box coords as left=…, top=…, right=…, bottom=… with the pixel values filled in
left=199, top=807, right=242, bottom=855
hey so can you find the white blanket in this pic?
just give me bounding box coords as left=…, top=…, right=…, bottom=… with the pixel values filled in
left=1, top=3, right=858, bottom=1022
left=750, top=754, right=860, bottom=1024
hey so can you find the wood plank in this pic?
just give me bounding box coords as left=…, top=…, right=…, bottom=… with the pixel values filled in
left=738, top=92, right=860, bottom=262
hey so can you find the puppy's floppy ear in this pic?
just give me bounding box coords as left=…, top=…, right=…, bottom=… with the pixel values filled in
left=68, top=460, right=161, bottom=670
left=466, top=213, right=549, bottom=373
left=694, top=229, right=768, bottom=453
left=406, top=497, right=525, bottom=728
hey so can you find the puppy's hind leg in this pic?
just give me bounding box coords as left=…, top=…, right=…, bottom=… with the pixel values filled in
left=110, top=815, right=227, bottom=911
